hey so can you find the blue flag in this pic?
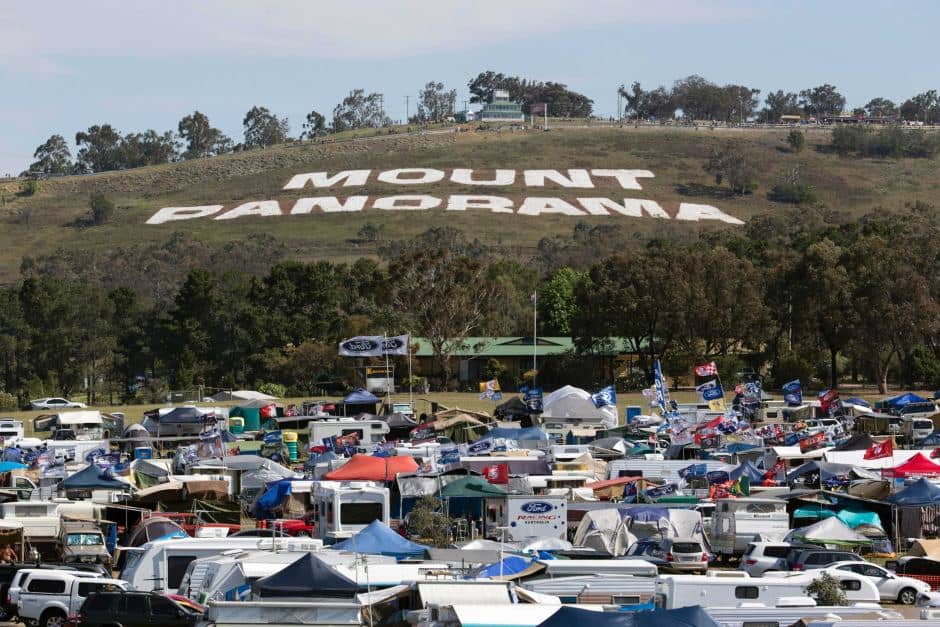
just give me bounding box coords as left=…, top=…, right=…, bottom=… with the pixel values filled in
left=678, top=463, right=707, bottom=479
left=782, top=379, right=803, bottom=406
left=591, top=385, right=617, bottom=408
left=706, top=470, right=730, bottom=485
left=653, top=359, right=669, bottom=411
left=645, top=483, right=678, bottom=499
left=696, top=379, right=724, bottom=402
left=523, top=386, right=543, bottom=413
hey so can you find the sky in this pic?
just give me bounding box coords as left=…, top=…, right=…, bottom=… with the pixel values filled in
left=1, top=0, right=937, bottom=175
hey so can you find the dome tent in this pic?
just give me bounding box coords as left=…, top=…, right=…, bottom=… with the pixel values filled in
left=541, top=385, right=618, bottom=429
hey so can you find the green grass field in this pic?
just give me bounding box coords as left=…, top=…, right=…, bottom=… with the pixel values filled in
left=1, top=125, right=939, bottom=283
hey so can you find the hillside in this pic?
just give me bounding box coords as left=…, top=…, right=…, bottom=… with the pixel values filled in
left=1, top=124, right=939, bottom=285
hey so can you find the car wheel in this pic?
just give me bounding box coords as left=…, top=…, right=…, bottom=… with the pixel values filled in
left=898, top=587, right=918, bottom=605
left=41, top=609, right=67, bottom=627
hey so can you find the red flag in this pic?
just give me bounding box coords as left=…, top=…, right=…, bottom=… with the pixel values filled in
left=818, top=389, right=839, bottom=414
left=694, top=362, right=718, bottom=377
left=482, top=463, right=509, bottom=484
left=799, top=431, right=825, bottom=452
left=864, top=439, right=893, bottom=460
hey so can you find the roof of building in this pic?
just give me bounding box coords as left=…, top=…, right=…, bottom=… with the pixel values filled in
left=412, top=337, right=639, bottom=358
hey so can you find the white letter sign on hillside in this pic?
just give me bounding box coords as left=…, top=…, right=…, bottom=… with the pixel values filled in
left=147, top=167, right=746, bottom=226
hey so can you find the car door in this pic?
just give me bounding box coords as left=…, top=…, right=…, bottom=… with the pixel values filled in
left=120, top=593, right=153, bottom=627
left=148, top=594, right=187, bottom=626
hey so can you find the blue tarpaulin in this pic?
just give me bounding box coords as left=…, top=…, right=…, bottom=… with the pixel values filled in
left=917, top=431, right=940, bottom=447
left=342, top=388, right=380, bottom=405
left=252, top=479, right=292, bottom=519
left=475, top=555, right=538, bottom=579
left=726, top=443, right=760, bottom=455
left=888, top=478, right=940, bottom=505
left=836, top=508, right=882, bottom=529
left=58, top=464, right=129, bottom=490
left=845, top=397, right=871, bottom=408
left=332, top=520, right=428, bottom=559
left=539, top=605, right=720, bottom=627
left=877, top=392, right=928, bottom=410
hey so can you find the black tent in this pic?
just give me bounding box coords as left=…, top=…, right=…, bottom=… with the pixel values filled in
left=58, top=464, right=130, bottom=491
left=538, top=605, right=719, bottom=627
left=495, top=396, right=529, bottom=418
left=252, top=553, right=359, bottom=598
left=159, top=406, right=206, bottom=424
left=833, top=433, right=875, bottom=452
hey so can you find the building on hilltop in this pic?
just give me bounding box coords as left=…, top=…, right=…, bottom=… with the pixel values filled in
left=479, top=89, right=524, bottom=123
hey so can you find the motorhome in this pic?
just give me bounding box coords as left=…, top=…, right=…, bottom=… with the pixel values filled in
left=0, top=420, right=24, bottom=445
left=119, top=537, right=322, bottom=593
left=33, top=411, right=107, bottom=440
left=308, top=417, right=390, bottom=449
left=310, top=482, right=390, bottom=543
left=710, top=497, right=789, bottom=557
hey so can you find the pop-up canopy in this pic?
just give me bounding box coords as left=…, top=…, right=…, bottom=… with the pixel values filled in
left=332, top=520, right=428, bottom=559
left=253, top=553, right=359, bottom=598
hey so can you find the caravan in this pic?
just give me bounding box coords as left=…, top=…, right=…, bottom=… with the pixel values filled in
left=308, top=418, right=390, bottom=449
left=310, top=482, right=390, bottom=543
left=710, top=497, right=789, bottom=558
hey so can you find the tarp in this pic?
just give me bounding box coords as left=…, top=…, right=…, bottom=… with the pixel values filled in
left=538, top=605, right=720, bottom=627
left=833, top=433, right=875, bottom=451
left=478, top=426, right=549, bottom=442
left=787, top=516, right=871, bottom=546
left=253, top=479, right=293, bottom=519
left=541, top=385, right=618, bottom=429
left=835, top=508, right=882, bottom=530
left=787, top=460, right=857, bottom=484
left=728, top=460, right=765, bottom=483
left=495, top=396, right=530, bottom=418
left=253, top=553, right=359, bottom=598
left=323, top=454, right=418, bottom=481
left=159, top=406, right=206, bottom=424
left=474, top=555, right=544, bottom=580
left=877, top=392, right=928, bottom=410
left=793, top=506, right=835, bottom=520
left=439, top=475, right=507, bottom=498
left=332, top=520, right=428, bottom=559
left=917, top=431, right=940, bottom=447
left=845, top=397, right=871, bottom=408
left=883, top=452, right=940, bottom=478
left=343, top=388, right=380, bottom=405
left=58, top=464, right=129, bottom=490
left=887, top=478, right=940, bottom=505
left=0, top=462, right=26, bottom=472
left=572, top=508, right=634, bottom=556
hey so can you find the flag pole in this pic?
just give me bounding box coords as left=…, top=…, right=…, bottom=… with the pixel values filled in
left=532, top=291, right=537, bottom=386
left=408, top=333, right=414, bottom=409
left=383, top=331, right=392, bottom=409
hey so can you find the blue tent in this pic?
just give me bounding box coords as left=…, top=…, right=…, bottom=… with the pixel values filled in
left=845, top=397, right=871, bottom=408
left=917, top=431, right=940, bottom=447
left=477, top=426, right=549, bottom=442
left=878, top=392, right=928, bottom=410
left=332, top=520, right=428, bottom=559
left=538, top=605, right=719, bottom=627
left=253, top=553, right=359, bottom=598
left=0, top=461, right=26, bottom=472
left=887, top=478, right=940, bottom=506
left=58, top=464, right=129, bottom=491
left=343, top=388, right=380, bottom=404
left=475, top=555, right=540, bottom=579
left=729, top=459, right=765, bottom=482
left=252, top=479, right=293, bottom=519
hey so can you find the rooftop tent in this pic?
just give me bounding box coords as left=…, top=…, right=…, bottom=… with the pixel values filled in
left=474, top=555, right=544, bottom=580
left=877, top=392, right=928, bottom=410
left=58, top=464, right=130, bottom=491
left=438, top=475, right=508, bottom=498
left=787, top=516, right=871, bottom=547
left=538, top=605, right=720, bottom=627
left=729, top=459, right=765, bottom=483
left=478, top=426, right=549, bottom=442
left=323, top=454, right=418, bottom=481
left=882, top=452, right=940, bottom=478
left=332, top=520, right=428, bottom=559
left=887, top=478, right=940, bottom=505
left=253, top=552, right=359, bottom=598
left=541, top=385, right=618, bottom=429
left=833, top=433, right=876, bottom=452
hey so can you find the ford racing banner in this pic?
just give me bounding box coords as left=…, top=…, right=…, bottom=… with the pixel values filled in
left=339, top=335, right=384, bottom=357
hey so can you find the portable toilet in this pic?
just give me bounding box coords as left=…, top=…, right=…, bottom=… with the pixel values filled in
left=229, top=417, right=245, bottom=435
left=283, top=431, right=298, bottom=461
left=626, top=406, right=642, bottom=424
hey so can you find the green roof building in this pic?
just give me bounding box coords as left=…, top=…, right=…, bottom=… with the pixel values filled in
left=479, top=90, right=524, bottom=123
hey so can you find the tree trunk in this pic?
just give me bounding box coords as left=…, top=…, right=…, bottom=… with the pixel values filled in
left=829, top=346, right=838, bottom=390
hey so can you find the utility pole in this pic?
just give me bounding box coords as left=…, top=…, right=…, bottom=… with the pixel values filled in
left=618, top=85, right=623, bottom=127
left=405, top=95, right=410, bottom=123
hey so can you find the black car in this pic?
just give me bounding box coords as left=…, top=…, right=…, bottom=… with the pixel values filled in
left=74, top=591, right=200, bottom=627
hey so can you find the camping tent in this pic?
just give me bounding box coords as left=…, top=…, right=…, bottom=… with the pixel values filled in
left=126, top=516, right=187, bottom=547
left=252, top=553, right=359, bottom=598
left=541, top=385, right=618, bottom=429
left=887, top=478, right=940, bottom=505
left=572, top=508, right=634, bottom=556
left=538, top=605, right=720, bottom=627
left=322, top=454, right=418, bottom=481
left=877, top=392, right=928, bottom=411
left=210, top=390, right=276, bottom=402
left=58, top=464, right=130, bottom=492
left=495, top=397, right=530, bottom=419
left=439, top=475, right=507, bottom=498
left=909, top=539, right=940, bottom=560
left=342, top=388, right=380, bottom=415
left=729, top=460, right=765, bottom=483
left=833, top=434, right=876, bottom=452
left=332, top=520, right=428, bottom=559
left=786, top=516, right=871, bottom=547
left=882, top=452, right=940, bottom=478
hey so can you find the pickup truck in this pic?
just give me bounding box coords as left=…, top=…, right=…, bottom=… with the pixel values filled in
left=18, top=571, right=126, bottom=627
left=6, top=568, right=102, bottom=624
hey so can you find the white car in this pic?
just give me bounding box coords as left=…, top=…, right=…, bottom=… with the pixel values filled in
left=739, top=541, right=795, bottom=576
left=826, top=561, right=931, bottom=605
left=30, top=398, right=86, bottom=410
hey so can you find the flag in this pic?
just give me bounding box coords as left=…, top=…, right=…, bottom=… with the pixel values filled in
left=799, top=431, right=826, bottom=452
left=782, top=379, right=803, bottom=406
left=864, top=439, right=893, bottom=460
left=653, top=359, right=669, bottom=411
left=530, top=291, right=537, bottom=305
left=591, top=385, right=617, bottom=408
left=438, top=448, right=461, bottom=466
left=706, top=470, right=730, bottom=485
left=338, top=335, right=385, bottom=357
left=522, top=386, right=543, bottom=413
left=764, top=460, right=786, bottom=480
left=696, top=379, right=724, bottom=402
left=708, top=398, right=726, bottom=412
left=467, top=438, right=495, bottom=455
left=381, top=334, right=410, bottom=356
left=694, top=361, right=718, bottom=377
left=482, top=463, right=509, bottom=484
left=818, top=388, right=840, bottom=414
left=731, top=475, right=750, bottom=497
left=479, top=379, right=503, bottom=401
left=678, top=463, right=707, bottom=479
left=645, top=483, right=678, bottom=499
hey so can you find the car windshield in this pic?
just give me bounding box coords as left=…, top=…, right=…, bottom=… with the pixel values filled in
left=672, top=542, right=702, bottom=553
left=67, top=533, right=103, bottom=546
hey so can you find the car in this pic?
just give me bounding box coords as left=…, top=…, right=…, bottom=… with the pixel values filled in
left=70, top=591, right=201, bottom=627
left=627, top=538, right=709, bottom=574
left=6, top=567, right=102, bottom=622
left=739, top=542, right=820, bottom=577
left=787, top=548, right=865, bottom=571
left=826, top=561, right=931, bottom=605
left=17, top=571, right=126, bottom=627
left=30, top=398, right=86, bottom=410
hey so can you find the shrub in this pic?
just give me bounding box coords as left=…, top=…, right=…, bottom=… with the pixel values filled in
left=771, top=351, right=816, bottom=389
left=806, top=572, right=848, bottom=606
left=703, top=142, right=760, bottom=195
left=405, top=496, right=453, bottom=547
left=0, top=393, right=16, bottom=411
left=21, top=180, right=39, bottom=196
left=89, top=192, right=114, bottom=225
left=831, top=125, right=869, bottom=155
left=787, top=129, right=805, bottom=152
left=769, top=181, right=817, bottom=204
left=257, top=382, right=287, bottom=398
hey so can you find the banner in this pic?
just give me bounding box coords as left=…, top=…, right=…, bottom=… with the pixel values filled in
left=482, top=463, right=509, bottom=484
left=743, top=380, right=762, bottom=405
left=479, top=379, right=503, bottom=401
left=438, top=448, right=461, bottom=466
left=782, top=379, right=803, bottom=406
left=799, top=431, right=826, bottom=453
left=706, top=470, right=730, bottom=485
left=645, top=483, right=678, bottom=499
left=678, top=463, right=707, bottom=479
left=520, top=386, right=543, bottom=413
left=591, top=385, right=617, bottom=408
left=467, top=438, right=496, bottom=455
left=382, top=335, right=410, bottom=355
left=864, top=439, right=893, bottom=460
left=339, top=334, right=410, bottom=357
left=708, top=398, right=726, bottom=412
left=694, top=361, right=718, bottom=377
left=818, top=388, right=840, bottom=415
left=696, top=379, right=724, bottom=402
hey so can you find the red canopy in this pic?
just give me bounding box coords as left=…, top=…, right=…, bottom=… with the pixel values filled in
left=323, top=454, right=418, bottom=481
left=882, top=452, right=940, bottom=479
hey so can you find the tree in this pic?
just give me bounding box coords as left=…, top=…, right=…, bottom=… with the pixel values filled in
left=899, top=90, right=939, bottom=123
left=806, top=573, right=847, bottom=606
left=703, top=141, right=760, bottom=194
left=242, top=106, right=290, bottom=149
left=389, top=248, right=501, bottom=389
left=619, top=82, right=646, bottom=121
left=404, top=496, right=452, bottom=547
left=799, top=84, right=846, bottom=117
left=75, top=124, right=123, bottom=173
left=417, top=82, right=457, bottom=123
left=332, top=90, right=390, bottom=133
left=301, top=110, right=328, bottom=139
left=759, top=90, right=801, bottom=122
left=539, top=267, right=584, bottom=335
left=28, top=135, right=72, bottom=175
left=787, top=129, right=805, bottom=152
left=178, top=111, right=232, bottom=159
left=721, top=84, right=761, bottom=123
left=89, top=193, right=114, bottom=226
left=864, top=97, right=897, bottom=118
left=467, top=71, right=592, bottom=116
left=120, top=130, right=179, bottom=168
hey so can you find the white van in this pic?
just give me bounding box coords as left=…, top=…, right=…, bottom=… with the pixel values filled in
left=17, top=572, right=126, bottom=627
left=710, top=497, right=790, bottom=557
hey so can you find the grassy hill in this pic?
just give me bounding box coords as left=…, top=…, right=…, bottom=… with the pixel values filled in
left=1, top=124, right=939, bottom=285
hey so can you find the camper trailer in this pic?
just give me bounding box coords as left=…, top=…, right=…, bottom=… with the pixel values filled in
left=310, top=482, right=390, bottom=543
left=34, top=411, right=106, bottom=440
left=0, top=419, right=24, bottom=445
left=308, top=417, right=390, bottom=448
left=710, top=497, right=789, bottom=557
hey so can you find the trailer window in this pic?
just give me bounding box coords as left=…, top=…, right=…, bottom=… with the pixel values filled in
left=734, top=586, right=759, bottom=599
left=167, top=556, right=197, bottom=590
left=744, top=503, right=779, bottom=514
left=340, top=502, right=383, bottom=525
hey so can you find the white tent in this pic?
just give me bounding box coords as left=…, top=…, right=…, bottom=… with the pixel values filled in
left=572, top=508, right=635, bottom=556
left=541, top=385, right=618, bottom=429
left=785, top=516, right=871, bottom=547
